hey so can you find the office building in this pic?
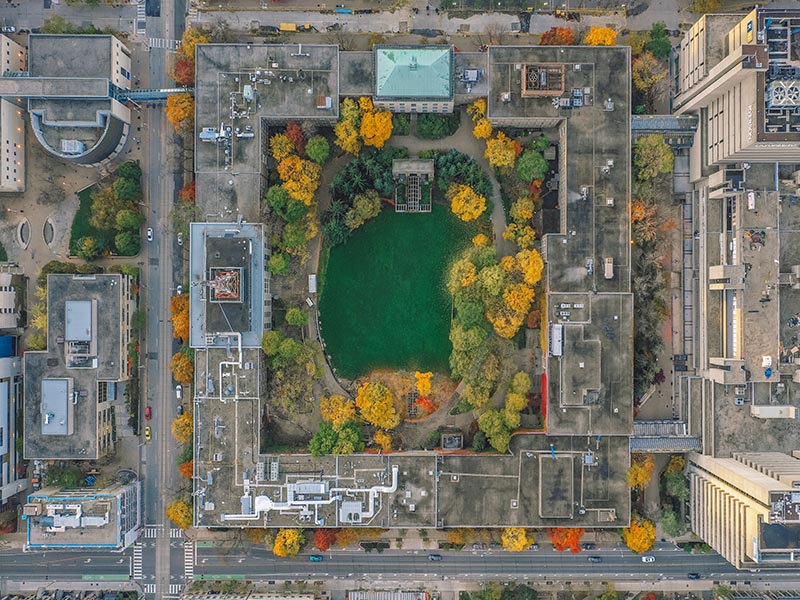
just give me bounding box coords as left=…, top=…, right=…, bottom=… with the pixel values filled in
left=0, top=33, right=26, bottom=193
left=0, top=347, right=23, bottom=507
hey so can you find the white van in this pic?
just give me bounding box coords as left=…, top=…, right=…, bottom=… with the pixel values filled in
left=604, top=257, right=614, bottom=279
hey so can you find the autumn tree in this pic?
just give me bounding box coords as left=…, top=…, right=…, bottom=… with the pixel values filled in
left=473, top=117, right=493, bottom=140
left=467, top=98, right=486, bottom=121
left=273, top=528, right=305, bottom=557
left=539, top=26, right=576, bottom=45
left=501, top=527, right=532, bottom=552
left=286, top=120, right=306, bottom=155
left=169, top=351, right=194, bottom=385
left=276, top=155, right=322, bottom=205
left=270, top=133, right=296, bottom=161
left=510, top=196, right=534, bottom=224
left=90, top=185, right=135, bottom=231
left=177, top=27, right=210, bottom=60
left=170, top=294, right=190, bottom=341
left=447, top=183, right=487, bottom=222
left=165, top=93, right=194, bottom=129
left=373, top=429, right=392, bottom=452
left=547, top=528, right=585, bottom=553
left=634, top=134, right=674, bottom=181
left=360, top=110, right=393, bottom=149
left=355, top=381, right=400, bottom=430
left=334, top=119, right=361, bottom=156
left=335, top=528, right=359, bottom=548
left=415, top=371, right=433, bottom=397
left=171, top=56, right=195, bottom=86
left=632, top=51, right=668, bottom=113
left=626, top=453, right=655, bottom=489
left=666, top=454, right=686, bottom=474
left=516, top=248, right=545, bottom=286
left=178, top=460, right=193, bottom=479
left=314, top=528, right=339, bottom=551
left=171, top=412, right=194, bottom=444
left=344, top=189, right=382, bottom=230
left=485, top=132, right=519, bottom=169
left=178, top=180, right=196, bottom=203
left=623, top=517, right=656, bottom=553
left=166, top=499, right=193, bottom=530
left=584, top=26, right=617, bottom=46
left=320, top=394, right=356, bottom=428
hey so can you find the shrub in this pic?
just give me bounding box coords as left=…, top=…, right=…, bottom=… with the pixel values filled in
left=416, top=113, right=460, bottom=140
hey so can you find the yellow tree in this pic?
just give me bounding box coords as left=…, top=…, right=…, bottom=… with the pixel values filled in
left=360, top=110, right=393, bottom=149
left=277, top=155, right=321, bottom=205
left=503, top=223, right=537, bottom=250
left=503, top=282, right=535, bottom=314
left=166, top=499, right=193, bottom=530
left=334, top=119, right=361, bottom=156
left=273, top=528, right=305, bottom=557
left=320, top=394, right=356, bottom=428
left=340, top=97, right=362, bottom=124
left=270, top=133, right=296, bottom=161
left=355, top=382, right=400, bottom=429
left=373, top=429, right=392, bottom=452
left=169, top=352, right=194, bottom=385
left=447, top=183, right=487, bottom=222
left=510, top=197, right=534, bottom=223
left=632, top=51, right=668, bottom=111
left=501, top=527, right=532, bottom=552
left=472, top=233, right=489, bottom=247
left=584, top=26, right=617, bottom=46
left=170, top=294, right=190, bottom=341
left=358, top=96, right=374, bottom=113
left=485, top=132, right=518, bottom=169
left=171, top=412, right=194, bottom=444
left=165, top=93, right=194, bottom=129
left=626, top=453, right=655, bottom=490
left=467, top=98, right=486, bottom=121
left=415, top=371, right=433, bottom=397
left=515, top=248, right=545, bottom=285
left=623, top=518, right=656, bottom=553
left=666, top=455, right=686, bottom=474
left=473, top=118, right=493, bottom=140
left=177, top=27, right=210, bottom=60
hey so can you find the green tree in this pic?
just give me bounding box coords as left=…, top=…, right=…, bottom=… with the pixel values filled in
left=285, top=307, right=308, bottom=327
left=268, top=253, right=291, bottom=276
left=90, top=186, right=133, bottom=231
left=75, top=236, right=102, bottom=261
left=114, top=231, right=141, bottom=256
left=113, top=176, right=141, bottom=201
left=344, top=189, right=382, bottom=230
left=660, top=508, right=685, bottom=537
left=644, top=22, right=672, bottom=59
left=634, top=134, right=673, bottom=180
left=306, top=135, right=330, bottom=165
left=516, top=149, right=548, bottom=182
left=309, top=422, right=339, bottom=456
left=665, top=471, right=690, bottom=501
left=115, top=209, right=144, bottom=231
left=266, top=185, right=308, bottom=223
left=117, top=161, right=142, bottom=181
left=261, top=330, right=283, bottom=356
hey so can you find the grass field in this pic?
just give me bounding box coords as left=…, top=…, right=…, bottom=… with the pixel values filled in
left=319, top=204, right=480, bottom=379
left=69, top=186, right=116, bottom=255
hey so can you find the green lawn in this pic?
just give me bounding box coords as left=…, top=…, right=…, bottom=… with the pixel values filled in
left=319, top=204, right=480, bottom=379
left=70, top=186, right=116, bottom=255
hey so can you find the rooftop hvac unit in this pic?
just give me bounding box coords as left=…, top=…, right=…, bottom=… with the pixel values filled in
left=213, top=452, right=223, bottom=461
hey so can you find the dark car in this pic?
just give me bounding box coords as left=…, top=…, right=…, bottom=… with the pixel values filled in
left=687, top=573, right=702, bottom=580
left=428, top=554, right=442, bottom=561
left=588, top=556, right=602, bottom=563
left=582, top=543, right=596, bottom=550
left=262, top=25, right=279, bottom=32
left=177, top=404, right=184, bottom=416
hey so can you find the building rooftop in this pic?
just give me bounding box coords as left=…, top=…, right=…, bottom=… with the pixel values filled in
left=188, top=222, right=268, bottom=349
left=373, top=46, right=453, bottom=100
left=23, top=274, right=127, bottom=460
left=194, top=44, right=339, bottom=221
left=28, top=34, right=115, bottom=80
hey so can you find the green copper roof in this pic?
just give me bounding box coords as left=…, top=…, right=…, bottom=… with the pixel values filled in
left=374, top=46, right=453, bottom=100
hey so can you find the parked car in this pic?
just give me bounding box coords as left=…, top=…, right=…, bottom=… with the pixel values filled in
left=145, top=406, right=152, bottom=420
left=147, top=227, right=153, bottom=242
left=530, top=543, right=539, bottom=550
left=309, top=555, right=324, bottom=562
left=582, top=543, right=596, bottom=550
left=176, top=285, right=183, bottom=295
left=1, top=26, right=16, bottom=33
left=144, top=426, right=152, bottom=441
left=176, top=384, right=182, bottom=399
left=588, top=556, right=602, bottom=563
left=428, top=554, right=442, bottom=561
left=641, top=555, right=655, bottom=563
left=177, top=404, right=184, bottom=416
left=687, top=573, right=702, bottom=580
left=177, top=231, right=183, bottom=246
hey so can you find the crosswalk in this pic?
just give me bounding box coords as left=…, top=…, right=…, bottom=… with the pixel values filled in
left=170, top=527, right=184, bottom=539
left=187, top=3, right=198, bottom=24
left=136, top=0, right=146, bottom=33
left=133, top=542, right=143, bottom=580
left=143, top=526, right=160, bottom=539
left=144, top=584, right=156, bottom=594
left=148, top=38, right=180, bottom=51
left=170, top=584, right=185, bottom=595
left=184, top=540, right=195, bottom=579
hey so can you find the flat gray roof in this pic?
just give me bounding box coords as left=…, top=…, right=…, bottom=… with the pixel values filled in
left=0, top=78, right=110, bottom=99
left=65, top=300, right=92, bottom=342
left=40, top=378, right=71, bottom=436
left=374, top=46, right=453, bottom=100
left=28, top=34, right=115, bottom=79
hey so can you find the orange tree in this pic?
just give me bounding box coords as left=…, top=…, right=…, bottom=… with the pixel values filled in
left=171, top=412, right=193, bottom=444
left=547, top=528, right=585, bottom=553
left=276, top=155, right=321, bottom=205
left=320, top=394, right=356, bottom=428
left=626, top=453, right=655, bottom=490
left=169, top=351, right=194, bottom=385
left=165, top=93, right=194, bottom=130
left=360, top=110, right=393, bottom=149
left=178, top=460, right=193, bottom=479
left=314, top=528, right=339, bottom=550
left=539, top=26, right=576, bottom=45
left=623, top=517, right=656, bottom=553
left=170, top=294, right=189, bottom=341
left=373, top=429, right=392, bottom=452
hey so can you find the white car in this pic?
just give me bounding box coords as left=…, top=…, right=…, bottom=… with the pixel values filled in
left=641, top=555, right=655, bottom=563
left=176, top=384, right=182, bottom=399
left=177, top=231, right=183, bottom=246
left=176, top=285, right=183, bottom=295
left=146, top=227, right=154, bottom=242
left=1, top=26, right=16, bottom=33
